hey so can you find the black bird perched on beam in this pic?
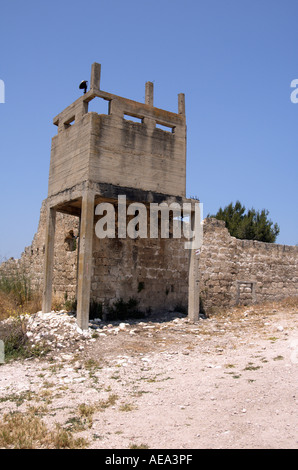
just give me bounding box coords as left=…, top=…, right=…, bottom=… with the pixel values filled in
left=79, top=80, right=88, bottom=94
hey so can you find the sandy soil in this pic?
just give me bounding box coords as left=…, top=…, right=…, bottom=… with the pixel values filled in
left=0, top=299, right=297, bottom=449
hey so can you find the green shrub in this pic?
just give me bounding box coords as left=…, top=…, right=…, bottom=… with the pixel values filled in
left=108, top=297, right=144, bottom=320
left=89, top=300, right=102, bottom=320
left=173, top=302, right=187, bottom=315
left=137, top=281, right=145, bottom=293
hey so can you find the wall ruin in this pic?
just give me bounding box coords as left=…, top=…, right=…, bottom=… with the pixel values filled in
left=1, top=207, right=297, bottom=317
left=0, top=200, right=190, bottom=316
left=199, top=218, right=298, bottom=313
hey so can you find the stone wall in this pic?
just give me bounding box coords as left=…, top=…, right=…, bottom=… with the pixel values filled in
left=199, top=218, right=298, bottom=313
left=1, top=204, right=297, bottom=315
left=91, top=233, right=189, bottom=313
left=0, top=201, right=189, bottom=314
left=0, top=201, right=80, bottom=301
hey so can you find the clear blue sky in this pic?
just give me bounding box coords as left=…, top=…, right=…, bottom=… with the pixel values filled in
left=0, top=0, right=297, bottom=259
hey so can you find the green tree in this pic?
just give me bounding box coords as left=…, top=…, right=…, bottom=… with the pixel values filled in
left=208, top=201, right=280, bottom=243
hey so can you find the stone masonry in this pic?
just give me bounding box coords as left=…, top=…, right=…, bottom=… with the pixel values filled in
left=2, top=209, right=297, bottom=317
left=0, top=201, right=79, bottom=300
left=199, top=218, right=298, bottom=313
left=0, top=199, right=190, bottom=313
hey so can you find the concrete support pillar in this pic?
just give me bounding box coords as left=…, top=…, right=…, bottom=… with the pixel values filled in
left=188, top=211, right=200, bottom=322
left=109, top=98, right=123, bottom=117
left=76, top=191, right=95, bottom=330
left=77, top=100, right=89, bottom=120
left=145, top=81, right=154, bottom=106
left=42, top=207, right=56, bottom=313
left=178, top=93, right=185, bottom=115
left=91, top=62, right=101, bottom=91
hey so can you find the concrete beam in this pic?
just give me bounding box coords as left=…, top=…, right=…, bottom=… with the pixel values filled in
left=42, top=207, right=56, bottom=313
left=76, top=190, right=95, bottom=330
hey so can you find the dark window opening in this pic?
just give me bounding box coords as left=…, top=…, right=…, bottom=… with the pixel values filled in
left=64, top=116, right=75, bottom=129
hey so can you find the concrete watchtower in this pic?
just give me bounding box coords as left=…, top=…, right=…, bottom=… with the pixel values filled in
left=42, top=63, right=200, bottom=329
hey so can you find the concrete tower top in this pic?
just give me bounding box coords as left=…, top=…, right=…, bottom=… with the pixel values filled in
left=48, top=63, right=187, bottom=201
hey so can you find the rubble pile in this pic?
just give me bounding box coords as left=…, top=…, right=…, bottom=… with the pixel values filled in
left=4, top=310, right=191, bottom=355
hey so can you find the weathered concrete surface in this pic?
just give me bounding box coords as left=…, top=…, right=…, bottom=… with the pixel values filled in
left=49, top=63, right=186, bottom=199
left=42, top=207, right=56, bottom=313
left=76, top=190, right=95, bottom=330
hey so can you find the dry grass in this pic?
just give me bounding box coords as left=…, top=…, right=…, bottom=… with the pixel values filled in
left=0, top=315, right=29, bottom=361
left=119, top=403, right=137, bottom=412
left=0, top=290, right=41, bottom=321
left=51, top=294, right=67, bottom=312
left=0, top=410, right=88, bottom=449
left=0, top=275, right=73, bottom=324
left=207, top=297, right=298, bottom=331
left=278, top=296, right=298, bottom=309
left=0, top=291, right=17, bottom=321
left=97, top=393, right=118, bottom=410
left=77, top=403, right=97, bottom=428
left=0, top=310, right=51, bottom=362
left=129, top=443, right=149, bottom=449
left=67, top=394, right=119, bottom=432
left=231, top=296, right=298, bottom=315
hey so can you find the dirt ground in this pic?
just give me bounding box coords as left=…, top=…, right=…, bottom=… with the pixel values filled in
left=0, top=299, right=297, bottom=449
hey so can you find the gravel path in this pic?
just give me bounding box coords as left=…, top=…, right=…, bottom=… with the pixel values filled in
left=0, top=299, right=297, bottom=449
